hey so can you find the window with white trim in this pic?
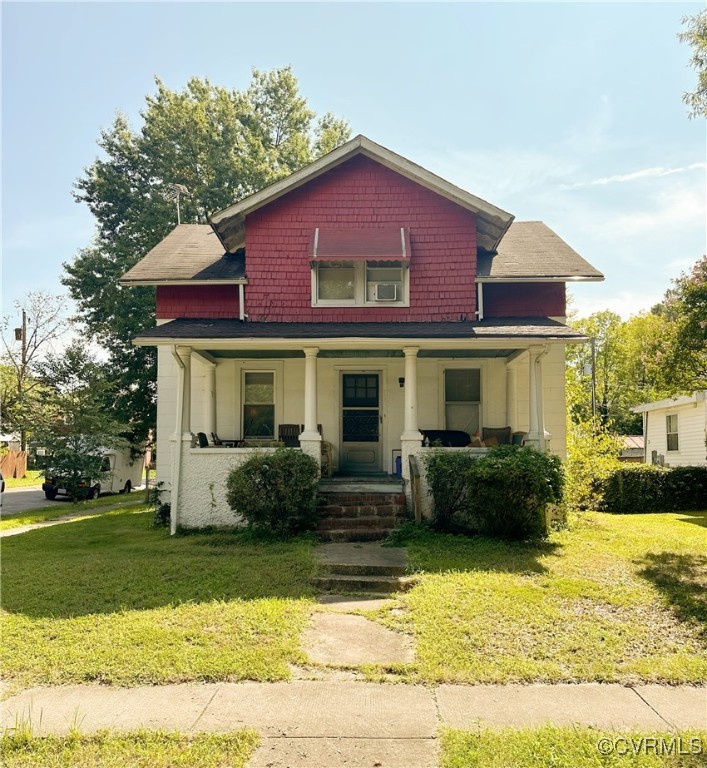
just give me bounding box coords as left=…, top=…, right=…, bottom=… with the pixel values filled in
left=313, top=260, right=408, bottom=306
left=444, top=369, right=481, bottom=435
left=666, top=414, right=679, bottom=452
left=243, top=371, right=275, bottom=438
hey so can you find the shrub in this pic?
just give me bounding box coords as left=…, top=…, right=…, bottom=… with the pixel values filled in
left=564, top=421, right=622, bottom=510
left=225, top=448, right=320, bottom=535
left=468, top=445, right=564, bottom=540
left=597, top=464, right=707, bottom=513
left=421, top=450, right=481, bottom=531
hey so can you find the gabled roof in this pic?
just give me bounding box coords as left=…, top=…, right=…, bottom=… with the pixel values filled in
left=120, top=225, right=246, bottom=285
left=476, top=222, right=604, bottom=282
left=209, top=135, right=514, bottom=254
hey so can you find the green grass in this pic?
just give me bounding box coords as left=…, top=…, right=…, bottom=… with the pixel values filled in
left=441, top=726, right=707, bottom=768
left=1, top=508, right=317, bottom=689
left=3, top=471, right=44, bottom=489
left=0, top=495, right=151, bottom=531
left=1, top=729, right=259, bottom=768
left=379, top=511, right=707, bottom=684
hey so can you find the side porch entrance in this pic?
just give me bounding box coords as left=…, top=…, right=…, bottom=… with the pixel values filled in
left=340, top=373, right=382, bottom=474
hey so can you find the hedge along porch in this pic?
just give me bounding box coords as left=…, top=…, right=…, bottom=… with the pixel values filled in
left=137, top=320, right=582, bottom=530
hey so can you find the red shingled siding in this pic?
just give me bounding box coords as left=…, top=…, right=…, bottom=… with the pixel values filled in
left=156, top=285, right=240, bottom=319
left=483, top=283, right=566, bottom=317
left=244, top=155, right=477, bottom=322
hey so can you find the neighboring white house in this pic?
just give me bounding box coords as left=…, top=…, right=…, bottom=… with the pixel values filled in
left=632, top=391, right=707, bottom=467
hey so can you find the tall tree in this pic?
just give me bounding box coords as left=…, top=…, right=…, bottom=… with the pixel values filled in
left=63, top=67, right=351, bottom=444
left=678, top=10, right=707, bottom=118
left=654, top=254, right=707, bottom=391
left=35, top=341, right=127, bottom=501
left=0, top=292, right=70, bottom=450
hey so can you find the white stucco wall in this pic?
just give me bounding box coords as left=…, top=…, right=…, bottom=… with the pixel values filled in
left=644, top=399, right=707, bottom=467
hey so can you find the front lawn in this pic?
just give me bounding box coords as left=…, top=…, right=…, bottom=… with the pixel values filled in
left=0, top=495, right=151, bottom=532
left=381, top=511, right=707, bottom=684
left=441, top=726, right=707, bottom=768
left=1, top=730, right=259, bottom=768
left=3, top=470, right=44, bottom=489
left=1, top=508, right=316, bottom=690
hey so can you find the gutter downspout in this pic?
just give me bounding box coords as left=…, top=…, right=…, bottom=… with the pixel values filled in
left=476, top=282, right=484, bottom=320
left=239, top=283, right=245, bottom=321
left=536, top=345, right=551, bottom=451
left=170, top=345, right=185, bottom=536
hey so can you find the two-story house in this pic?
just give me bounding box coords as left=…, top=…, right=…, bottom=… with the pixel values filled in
left=122, top=135, right=603, bottom=531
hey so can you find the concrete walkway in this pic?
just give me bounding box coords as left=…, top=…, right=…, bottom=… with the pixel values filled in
left=2, top=681, right=704, bottom=767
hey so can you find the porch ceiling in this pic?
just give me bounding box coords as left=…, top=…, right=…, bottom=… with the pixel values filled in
left=206, top=348, right=518, bottom=359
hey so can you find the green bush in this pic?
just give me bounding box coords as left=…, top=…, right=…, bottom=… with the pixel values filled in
left=564, top=421, right=622, bottom=510
left=225, top=449, right=320, bottom=535
left=422, top=450, right=481, bottom=531
left=597, top=464, right=707, bottom=513
left=423, top=445, right=564, bottom=540
left=468, top=445, right=564, bottom=540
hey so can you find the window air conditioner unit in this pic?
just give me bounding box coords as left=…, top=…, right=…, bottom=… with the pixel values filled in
left=374, top=283, right=398, bottom=301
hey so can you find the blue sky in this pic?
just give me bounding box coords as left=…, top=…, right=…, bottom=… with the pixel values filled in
left=2, top=1, right=705, bottom=324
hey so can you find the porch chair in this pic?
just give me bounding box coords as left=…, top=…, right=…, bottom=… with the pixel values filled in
left=481, top=426, right=512, bottom=446
left=196, top=432, right=209, bottom=448
left=277, top=424, right=301, bottom=448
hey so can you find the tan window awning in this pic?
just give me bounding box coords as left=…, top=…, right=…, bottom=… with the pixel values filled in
left=312, top=228, right=411, bottom=263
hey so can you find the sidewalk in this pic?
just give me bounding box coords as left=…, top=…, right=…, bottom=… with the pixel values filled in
left=2, top=681, right=704, bottom=767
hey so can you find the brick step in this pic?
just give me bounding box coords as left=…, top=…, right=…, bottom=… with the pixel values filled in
left=318, top=504, right=405, bottom=518
left=318, top=493, right=406, bottom=506
left=312, top=573, right=415, bottom=593
left=317, top=515, right=401, bottom=531
left=319, top=562, right=407, bottom=577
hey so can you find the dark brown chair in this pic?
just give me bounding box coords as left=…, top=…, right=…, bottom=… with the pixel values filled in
left=277, top=424, right=301, bottom=448
left=197, top=432, right=209, bottom=448
left=482, top=426, right=512, bottom=446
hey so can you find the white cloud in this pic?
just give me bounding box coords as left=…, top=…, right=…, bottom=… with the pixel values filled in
left=569, top=288, right=662, bottom=321
left=561, top=162, right=706, bottom=190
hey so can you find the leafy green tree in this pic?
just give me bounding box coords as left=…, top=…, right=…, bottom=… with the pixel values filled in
left=0, top=292, right=70, bottom=450
left=655, top=254, right=707, bottom=391
left=63, top=67, right=351, bottom=445
left=678, top=10, right=707, bottom=118
left=34, top=342, right=127, bottom=501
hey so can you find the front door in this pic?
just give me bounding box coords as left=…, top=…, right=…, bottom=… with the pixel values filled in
left=340, top=373, right=382, bottom=474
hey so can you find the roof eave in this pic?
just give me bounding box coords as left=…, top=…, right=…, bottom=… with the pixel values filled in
left=119, top=278, right=248, bottom=287
left=476, top=275, right=605, bottom=283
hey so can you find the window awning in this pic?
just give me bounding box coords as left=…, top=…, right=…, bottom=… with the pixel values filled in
left=312, top=228, right=411, bottom=263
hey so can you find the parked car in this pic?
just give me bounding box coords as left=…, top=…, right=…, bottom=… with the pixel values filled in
left=0, top=469, right=4, bottom=512
left=42, top=449, right=144, bottom=501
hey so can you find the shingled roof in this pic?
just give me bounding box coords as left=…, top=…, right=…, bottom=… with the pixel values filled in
left=134, top=317, right=586, bottom=345
left=476, top=221, right=603, bottom=281
left=120, top=225, right=246, bottom=284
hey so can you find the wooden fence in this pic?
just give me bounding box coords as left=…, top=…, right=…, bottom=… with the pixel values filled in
left=0, top=451, right=28, bottom=478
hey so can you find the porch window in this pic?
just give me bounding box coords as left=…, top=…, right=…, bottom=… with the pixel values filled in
left=445, top=369, right=481, bottom=435
left=666, top=414, right=678, bottom=452
left=243, top=372, right=275, bottom=438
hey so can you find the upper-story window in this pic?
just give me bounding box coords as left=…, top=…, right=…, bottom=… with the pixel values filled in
left=311, top=228, right=410, bottom=307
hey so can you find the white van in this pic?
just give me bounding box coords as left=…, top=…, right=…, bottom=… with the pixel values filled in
left=42, top=448, right=145, bottom=500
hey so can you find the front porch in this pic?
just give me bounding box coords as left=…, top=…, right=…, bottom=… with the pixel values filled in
left=152, top=325, right=572, bottom=531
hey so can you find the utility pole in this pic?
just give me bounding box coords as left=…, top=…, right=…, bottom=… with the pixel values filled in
left=16, top=310, right=27, bottom=451
left=590, top=336, right=597, bottom=425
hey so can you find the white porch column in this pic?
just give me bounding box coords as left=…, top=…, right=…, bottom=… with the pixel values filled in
left=401, top=346, right=423, bottom=481
left=170, top=346, right=193, bottom=536
left=525, top=345, right=550, bottom=450
left=204, top=363, right=217, bottom=439
left=299, top=347, right=322, bottom=467
left=506, top=365, right=518, bottom=432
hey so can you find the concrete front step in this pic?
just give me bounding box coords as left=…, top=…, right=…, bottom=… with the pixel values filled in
left=318, top=528, right=394, bottom=543
left=319, top=504, right=405, bottom=518
left=312, top=573, right=415, bottom=593
left=320, top=493, right=406, bottom=505
left=319, top=561, right=407, bottom=577
left=317, top=515, right=401, bottom=532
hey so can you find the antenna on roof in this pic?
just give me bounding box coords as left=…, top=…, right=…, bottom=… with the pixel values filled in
left=163, top=183, right=191, bottom=225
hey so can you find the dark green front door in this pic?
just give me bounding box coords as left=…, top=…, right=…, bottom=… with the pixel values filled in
left=340, top=373, right=382, bottom=474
